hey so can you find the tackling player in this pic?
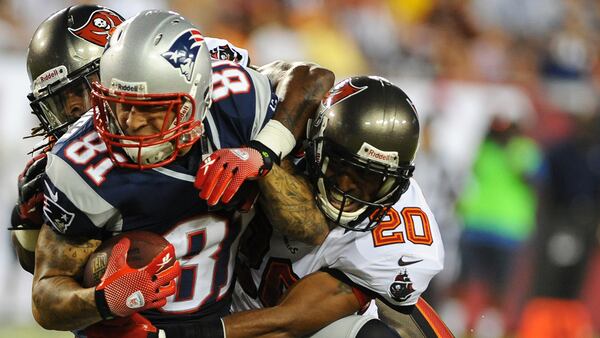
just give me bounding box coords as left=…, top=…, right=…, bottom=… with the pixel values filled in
left=30, top=10, right=334, bottom=337
left=198, top=76, right=453, bottom=337
left=11, top=5, right=125, bottom=274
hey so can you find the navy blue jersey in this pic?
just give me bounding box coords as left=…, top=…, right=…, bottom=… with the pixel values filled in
left=43, top=61, right=277, bottom=324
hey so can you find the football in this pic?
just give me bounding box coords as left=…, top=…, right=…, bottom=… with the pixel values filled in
left=81, top=230, right=171, bottom=288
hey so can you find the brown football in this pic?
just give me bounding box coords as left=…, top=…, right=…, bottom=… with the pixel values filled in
left=81, top=230, right=171, bottom=288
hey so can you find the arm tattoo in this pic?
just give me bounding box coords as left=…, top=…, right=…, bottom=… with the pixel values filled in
left=258, top=160, right=329, bottom=245
left=32, top=224, right=102, bottom=330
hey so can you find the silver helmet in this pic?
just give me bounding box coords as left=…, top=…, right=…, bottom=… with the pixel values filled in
left=92, top=10, right=213, bottom=169
left=306, top=76, right=419, bottom=231
left=26, top=5, right=124, bottom=138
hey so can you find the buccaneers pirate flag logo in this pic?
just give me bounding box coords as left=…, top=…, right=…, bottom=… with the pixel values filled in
left=322, top=78, right=367, bottom=109
left=311, top=78, right=368, bottom=131
left=389, top=270, right=416, bottom=302
left=69, top=9, right=124, bottom=47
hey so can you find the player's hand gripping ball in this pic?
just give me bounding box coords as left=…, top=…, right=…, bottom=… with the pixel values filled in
left=84, top=231, right=181, bottom=319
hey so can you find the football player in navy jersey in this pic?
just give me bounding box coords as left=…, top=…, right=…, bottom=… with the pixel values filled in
left=30, top=9, right=334, bottom=337
left=12, top=5, right=257, bottom=275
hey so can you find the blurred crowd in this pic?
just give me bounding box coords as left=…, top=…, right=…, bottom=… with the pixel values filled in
left=1, top=0, right=599, bottom=337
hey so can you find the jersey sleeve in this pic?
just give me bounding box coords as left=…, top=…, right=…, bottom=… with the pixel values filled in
left=323, top=180, right=445, bottom=310
left=205, top=60, right=278, bottom=149
left=43, top=152, right=120, bottom=237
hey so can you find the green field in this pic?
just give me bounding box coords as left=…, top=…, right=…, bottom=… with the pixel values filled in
left=0, top=324, right=72, bottom=338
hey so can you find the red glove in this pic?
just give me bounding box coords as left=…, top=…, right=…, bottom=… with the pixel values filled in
left=14, top=152, right=47, bottom=228
left=95, top=238, right=181, bottom=318
left=82, top=313, right=159, bottom=338
left=195, top=147, right=273, bottom=206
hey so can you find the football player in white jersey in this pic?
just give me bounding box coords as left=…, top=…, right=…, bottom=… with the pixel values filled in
left=199, top=76, right=452, bottom=337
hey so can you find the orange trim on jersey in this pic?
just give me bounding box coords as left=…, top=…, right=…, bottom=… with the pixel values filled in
left=351, top=286, right=372, bottom=311
left=371, top=208, right=405, bottom=247
left=403, top=207, right=433, bottom=245
left=415, top=298, right=454, bottom=338
left=371, top=207, right=434, bottom=247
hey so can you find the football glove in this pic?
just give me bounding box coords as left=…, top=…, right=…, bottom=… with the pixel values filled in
left=82, top=313, right=160, bottom=338
left=195, top=145, right=273, bottom=206
left=95, top=238, right=180, bottom=319
left=12, top=152, right=47, bottom=229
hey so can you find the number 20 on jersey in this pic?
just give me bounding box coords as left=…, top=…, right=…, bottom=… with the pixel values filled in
left=371, top=207, right=433, bottom=247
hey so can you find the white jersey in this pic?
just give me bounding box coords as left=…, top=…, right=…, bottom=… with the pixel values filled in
left=232, top=178, right=444, bottom=312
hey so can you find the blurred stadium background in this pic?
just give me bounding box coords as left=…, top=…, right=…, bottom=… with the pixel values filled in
left=0, top=0, right=599, bottom=337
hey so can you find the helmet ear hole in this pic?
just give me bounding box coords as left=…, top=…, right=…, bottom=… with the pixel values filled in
left=153, top=34, right=162, bottom=45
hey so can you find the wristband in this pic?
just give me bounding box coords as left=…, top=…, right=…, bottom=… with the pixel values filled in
left=249, top=140, right=278, bottom=165
left=94, top=288, right=115, bottom=320
left=252, top=120, right=295, bottom=161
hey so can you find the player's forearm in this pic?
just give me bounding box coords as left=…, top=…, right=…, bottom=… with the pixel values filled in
left=224, top=272, right=361, bottom=338
left=223, top=305, right=301, bottom=338
left=32, top=276, right=101, bottom=330
left=32, top=224, right=102, bottom=330
left=258, top=162, right=329, bottom=245
left=258, top=61, right=334, bottom=141
left=161, top=310, right=298, bottom=338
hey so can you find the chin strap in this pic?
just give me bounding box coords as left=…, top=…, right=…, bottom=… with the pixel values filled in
left=316, top=177, right=367, bottom=226
left=122, top=141, right=175, bottom=166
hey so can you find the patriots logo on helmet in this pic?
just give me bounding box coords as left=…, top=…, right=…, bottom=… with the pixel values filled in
left=68, top=9, right=124, bottom=47
left=322, top=78, right=367, bottom=109
left=162, top=29, right=205, bottom=83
